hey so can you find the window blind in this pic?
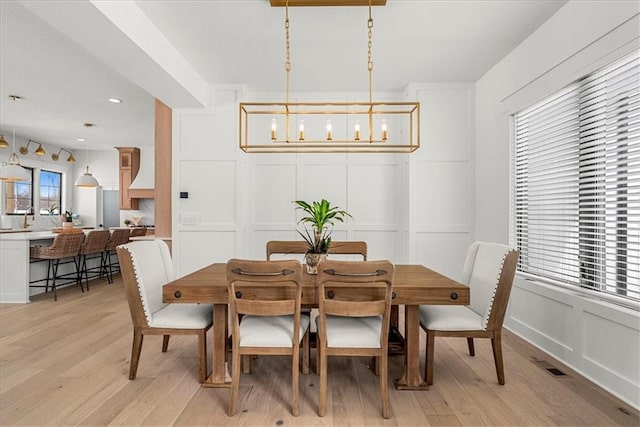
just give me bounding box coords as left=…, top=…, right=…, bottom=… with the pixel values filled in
left=513, top=50, right=639, bottom=302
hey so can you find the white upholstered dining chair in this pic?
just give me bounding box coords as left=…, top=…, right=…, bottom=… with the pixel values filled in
left=419, top=241, right=519, bottom=385
left=117, top=240, right=213, bottom=383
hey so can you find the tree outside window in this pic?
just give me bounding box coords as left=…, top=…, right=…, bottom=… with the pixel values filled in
left=39, top=169, right=62, bottom=215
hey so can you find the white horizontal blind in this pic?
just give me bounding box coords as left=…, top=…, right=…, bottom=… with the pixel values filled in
left=513, top=50, right=639, bottom=302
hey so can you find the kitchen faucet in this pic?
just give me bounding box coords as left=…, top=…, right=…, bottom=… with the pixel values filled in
left=23, top=207, right=33, bottom=229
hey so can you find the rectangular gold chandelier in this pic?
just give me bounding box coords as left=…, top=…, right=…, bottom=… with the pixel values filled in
left=239, top=101, right=420, bottom=153
left=239, top=0, right=420, bottom=154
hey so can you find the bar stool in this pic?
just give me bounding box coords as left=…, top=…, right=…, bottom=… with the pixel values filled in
left=129, top=228, right=147, bottom=238
left=103, top=228, right=131, bottom=283
left=78, top=229, right=111, bottom=291
left=29, top=232, right=85, bottom=301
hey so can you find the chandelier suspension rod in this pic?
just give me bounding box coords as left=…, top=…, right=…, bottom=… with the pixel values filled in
left=285, top=0, right=291, bottom=141
left=367, top=0, right=374, bottom=141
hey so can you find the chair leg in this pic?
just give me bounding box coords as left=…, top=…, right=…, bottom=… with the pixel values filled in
left=318, top=338, right=327, bottom=417
left=425, top=329, right=435, bottom=385
left=162, top=335, right=170, bottom=352
left=242, top=355, right=251, bottom=374
left=79, top=255, right=87, bottom=292
left=107, top=251, right=115, bottom=283
left=380, top=351, right=389, bottom=419
left=51, top=258, right=60, bottom=301
left=315, top=333, right=320, bottom=375
left=301, top=328, right=309, bottom=375
left=103, top=251, right=113, bottom=284
left=228, top=344, right=241, bottom=416
left=467, top=337, right=475, bottom=356
left=129, top=328, right=144, bottom=380
left=374, top=356, right=380, bottom=376
left=45, top=259, right=52, bottom=293
left=491, top=332, right=505, bottom=385
left=291, top=344, right=300, bottom=416
left=198, top=330, right=207, bottom=383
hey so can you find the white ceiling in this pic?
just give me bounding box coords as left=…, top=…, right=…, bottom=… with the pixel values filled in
left=0, top=0, right=567, bottom=152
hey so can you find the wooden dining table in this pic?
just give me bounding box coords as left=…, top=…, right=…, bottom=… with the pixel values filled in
left=163, top=263, right=469, bottom=390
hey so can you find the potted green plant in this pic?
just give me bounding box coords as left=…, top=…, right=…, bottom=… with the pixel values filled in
left=62, top=210, right=74, bottom=229
left=293, top=198, right=352, bottom=273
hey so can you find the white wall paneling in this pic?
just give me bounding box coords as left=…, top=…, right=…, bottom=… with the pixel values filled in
left=506, top=276, right=640, bottom=409
left=406, top=83, right=475, bottom=275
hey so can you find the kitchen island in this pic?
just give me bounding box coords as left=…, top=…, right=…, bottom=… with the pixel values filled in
left=0, top=230, right=94, bottom=303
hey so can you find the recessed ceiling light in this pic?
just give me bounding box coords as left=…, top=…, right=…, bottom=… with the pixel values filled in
left=77, top=138, right=85, bottom=142
left=108, top=98, right=122, bottom=104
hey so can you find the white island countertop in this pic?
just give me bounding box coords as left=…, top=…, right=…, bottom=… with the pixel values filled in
left=0, top=230, right=58, bottom=241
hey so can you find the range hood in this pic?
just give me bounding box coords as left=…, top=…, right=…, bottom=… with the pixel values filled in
left=129, top=148, right=154, bottom=199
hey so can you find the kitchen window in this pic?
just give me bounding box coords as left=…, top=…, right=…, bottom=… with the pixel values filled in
left=3, top=167, right=63, bottom=215
left=512, top=50, right=639, bottom=303
left=4, top=167, right=34, bottom=214
left=39, top=169, right=62, bottom=214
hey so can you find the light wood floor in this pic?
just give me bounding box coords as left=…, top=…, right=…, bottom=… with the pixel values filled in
left=1, top=276, right=638, bottom=426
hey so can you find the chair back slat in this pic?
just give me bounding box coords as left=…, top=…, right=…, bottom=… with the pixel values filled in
left=325, top=241, right=367, bottom=260
left=266, top=241, right=308, bottom=260
left=266, top=240, right=368, bottom=260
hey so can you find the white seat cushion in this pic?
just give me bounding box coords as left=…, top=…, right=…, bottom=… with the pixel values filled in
left=318, top=315, right=383, bottom=348
left=149, top=303, right=213, bottom=329
left=419, top=305, right=484, bottom=331
left=240, top=315, right=310, bottom=347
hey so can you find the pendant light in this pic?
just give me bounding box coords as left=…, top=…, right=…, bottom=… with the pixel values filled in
left=75, top=123, right=99, bottom=188
left=0, top=95, right=31, bottom=182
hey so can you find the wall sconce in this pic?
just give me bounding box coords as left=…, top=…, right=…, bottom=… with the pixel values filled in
left=20, top=139, right=46, bottom=156
left=0, top=134, right=9, bottom=148
left=51, top=148, right=76, bottom=163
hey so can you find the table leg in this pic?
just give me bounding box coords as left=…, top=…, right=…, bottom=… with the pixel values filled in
left=202, top=303, right=230, bottom=388
left=394, top=304, right=429, bottom=390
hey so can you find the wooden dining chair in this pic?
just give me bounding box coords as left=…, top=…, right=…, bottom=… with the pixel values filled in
left=420, top=241, right=519, bottom=386
left=316, top=259, right=395, bottom=418
left=117, top=240, right=213, bottom=383
left=226, top=259, right=309, bottom=416
left=266, top=240, right=367, bottom=260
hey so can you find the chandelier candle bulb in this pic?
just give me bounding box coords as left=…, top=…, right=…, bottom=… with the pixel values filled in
left=381, top=119, right=388, bottom=140
left=354, top=121, right=361, bottom=141
left=271, top=118, right=277, bottom=140
left=326, top=120, right=332, bottom=140
left=298, top=120, right=305, bottom=140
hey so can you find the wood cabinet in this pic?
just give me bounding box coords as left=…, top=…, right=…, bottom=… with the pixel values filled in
left=116, top=147, right=140, bottom=210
